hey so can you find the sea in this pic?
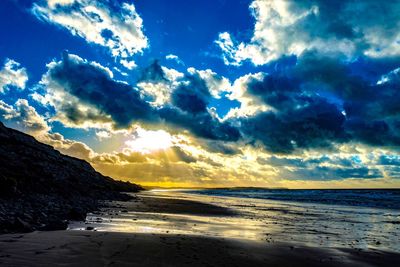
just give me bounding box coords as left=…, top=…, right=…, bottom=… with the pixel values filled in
left=184, top=188, right=400, bottom=210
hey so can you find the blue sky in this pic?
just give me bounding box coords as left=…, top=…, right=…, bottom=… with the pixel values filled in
left=1, top=0, right=400, bottom=188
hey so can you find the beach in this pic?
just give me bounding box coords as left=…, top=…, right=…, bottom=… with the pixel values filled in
left=1, top=190, right=400, bottom=267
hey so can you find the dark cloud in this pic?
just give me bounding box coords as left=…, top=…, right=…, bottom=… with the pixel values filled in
left=49, top=53, right=155, bottom=128
left=295, top=51, right=368, bottom=100
left=383, top=167, right=400, bottom=179
left=237, top=49, right=400, bottom=153
left=296, top=52, right=400, bottom=147
left=257, top=154, right=381, bottom=180
left=302, top=166, right=382, bottom=180
left=159, top=107, right=240, bottom=142
left=170, top=146, right=197, bottom=163
left=257, top=156, right=308, bottom=168
left=288, top=1, right=365, bottom=43
left=58, top=101, right=111, bottom=125
left=377, top=155, right=400, bottom=166
left=241, top=95, right=347, bottom=153
left=171, top=74, right=210, bottom=114
left=46, top=50, right=400, bottom=156
left=160, top=69, right=241, bottom=142
left=139, top=60, right=167, bottom=83
left=258, top=155, right=358, bottom=169
left=199, top=140, right=242, bottom=155
left=46, top=53, right=240, bottom=144
left=241, top=64, right=346, bottom=153
left=247, top=74, right=300, bottom=111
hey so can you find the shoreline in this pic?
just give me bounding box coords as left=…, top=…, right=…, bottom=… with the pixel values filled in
left=1, top=190, right=400, bottom=266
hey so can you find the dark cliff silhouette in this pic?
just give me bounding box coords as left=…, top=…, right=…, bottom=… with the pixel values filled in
left=0, top=121, right=143, bottom=233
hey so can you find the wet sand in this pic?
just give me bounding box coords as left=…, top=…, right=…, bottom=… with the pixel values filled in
left=1, top=190, right=400, bottom=267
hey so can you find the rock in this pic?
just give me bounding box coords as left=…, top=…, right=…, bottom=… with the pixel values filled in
left=14, top=217, right=33, bottom=233
left=68, top=208, right=86, bottom=221
left=40, top=220, right=69, bottom=231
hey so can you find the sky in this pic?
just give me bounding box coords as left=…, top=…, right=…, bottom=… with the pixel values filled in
left=1, top=0, right=400, bottom=188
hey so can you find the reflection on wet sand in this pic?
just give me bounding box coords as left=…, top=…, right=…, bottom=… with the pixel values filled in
left=69, top=190, right=400, bottom=253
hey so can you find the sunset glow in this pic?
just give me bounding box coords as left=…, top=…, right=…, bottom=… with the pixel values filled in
left=126, top=129, right=173, bottom=153
left=1, top=0, right=400, bottom=189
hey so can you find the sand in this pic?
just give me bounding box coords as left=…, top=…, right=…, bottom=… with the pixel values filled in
left=1, top=191, right=400, bottom=267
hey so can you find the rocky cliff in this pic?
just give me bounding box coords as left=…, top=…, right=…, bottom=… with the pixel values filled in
left=0, top=121, right=143, bottom=233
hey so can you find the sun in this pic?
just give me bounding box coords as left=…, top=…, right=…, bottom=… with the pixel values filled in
left=126, top=129, right=173, bottom=153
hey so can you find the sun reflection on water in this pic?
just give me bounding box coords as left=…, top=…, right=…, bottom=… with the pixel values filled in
left=69, top=190, right=400, bottom=252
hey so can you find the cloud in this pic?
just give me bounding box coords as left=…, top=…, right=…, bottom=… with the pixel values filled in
left=378, top=155, right=400, bottom=166
left=219, top=49, right=400, bottom=154
left=235, top=67, right=347, bottom=153
left=224, top=72, right=269, bottom=119
left=95, top=130, right=111, bottom=140
left=0, top=101, right=17, bottom=120
left=187, top=67, right=231, bottom=99
left=2, top=98, right=394, bottom=186
left=216, top=0, right=400, bottom=66
left=45, top=132, right=94, bottom=160
left=287, top=166, right=382, bottom=180
left=241, top=100, right=346, bottom=153
left=120, top=59, right=136, bottom=70
left=35, top=53, right=241, bottom=143
left=171, top=74, right=210, bottom=114
left=198, top=140, right=242, bottom=155
left=169, top=146, right=197, bottom=163
left=294, top=51, right=400, bottom=148
left=139, top=62, right=190, bottom=109
left=32, top=0, right=148, bottom=66
left=31, top=48, right=400, bottom=163
left=166, top=54, right=184, bottom=65
left=0, top=59, right=28, bottom=93
left=0, top=99, right=50, bottom=135
left=137, top=61, right=241, bottom=141
left=257, top=153, right=383, bottom=180
left=40, top=52, right=155, bottom=129
left=139, top=60, right=169, bottom=83
left=137, top=61, right=176, bottom=107
left=159, top=107, right=241, bottom=142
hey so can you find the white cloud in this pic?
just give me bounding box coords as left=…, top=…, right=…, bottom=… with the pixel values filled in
left=161, top=66, right=184, bottom=82
left=120, top=59, right=136, bottom=70
left=224, top=72, right=270, bottom=119
left=137, top=66, right=184, bottom=108
left=0, top=59, right=28, bottom=93
left=166, top=54, right=184, bottom=65
left=0, top=99, right=50, bottom=135
left=137, top=82, right=172, bottom=108
left=96, top=130, right=112, bottom=140
left=32, top=0, right=148, bottom=66
left=216, top=0, right=400, bottom=66
left=42, top=132, right=95, bottom=161
left=0, top=100, right=18, bottom=120
left=187, top=67, right=232, bottom=98
left=377, top=67, right=400, bottom=85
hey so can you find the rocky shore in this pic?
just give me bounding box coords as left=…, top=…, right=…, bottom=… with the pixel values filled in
left=0, top=122, right=142, bottom=233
